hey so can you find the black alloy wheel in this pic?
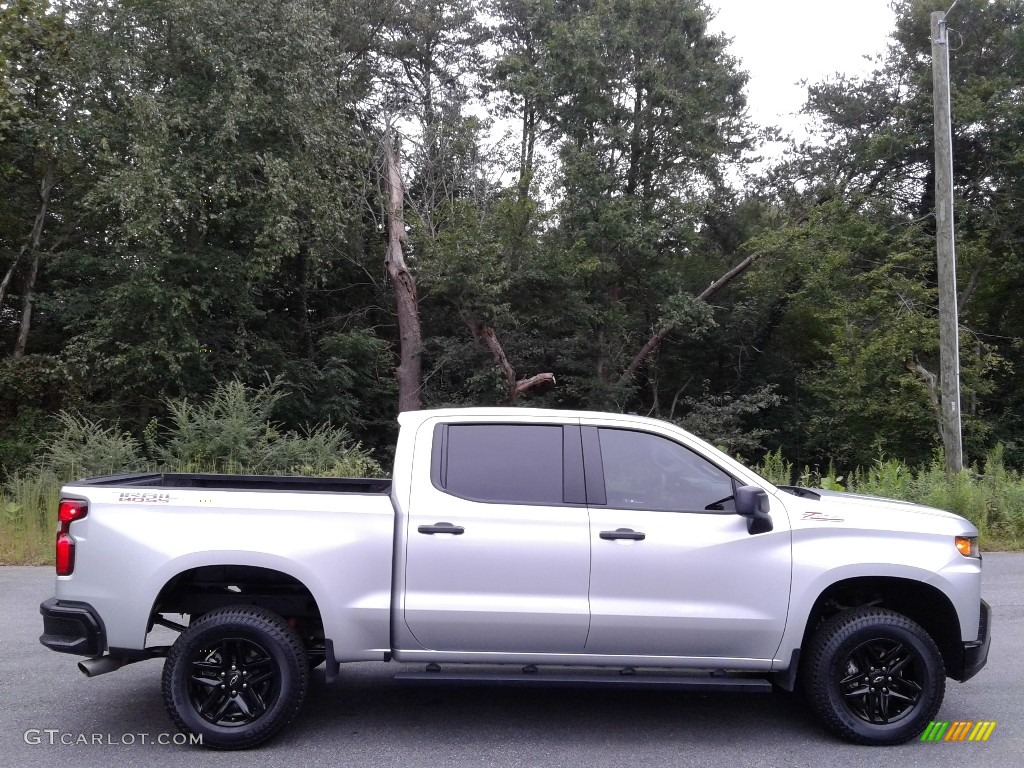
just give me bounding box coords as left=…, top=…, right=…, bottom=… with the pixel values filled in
left=837, top=636, right=924, bottom=725
left=187, top=636, right=279, bottom=727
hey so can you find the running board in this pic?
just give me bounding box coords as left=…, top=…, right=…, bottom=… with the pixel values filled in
left=393, top=668, right=773, bottom=693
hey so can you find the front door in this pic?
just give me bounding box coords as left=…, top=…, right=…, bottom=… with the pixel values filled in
left=583, top=425, right=792, bottom=661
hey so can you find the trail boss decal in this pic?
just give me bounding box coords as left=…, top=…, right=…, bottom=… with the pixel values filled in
left=802, top=510, right=844, bottom=523
left=117, top=492, right=171, bottom=504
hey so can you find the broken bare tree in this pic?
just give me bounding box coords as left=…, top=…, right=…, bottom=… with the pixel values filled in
left=383, top=130, right=423, bottom=412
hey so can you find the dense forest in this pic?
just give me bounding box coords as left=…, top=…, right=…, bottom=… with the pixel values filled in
left=3, top=0, right=1024, bottom=479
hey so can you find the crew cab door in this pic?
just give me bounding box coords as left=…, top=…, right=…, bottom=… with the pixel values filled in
left=401, top=419, right=591, bottom=653
left=582, top=423, right=792, bottom=661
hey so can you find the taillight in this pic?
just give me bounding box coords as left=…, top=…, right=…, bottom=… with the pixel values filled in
left=56, top=499, right=88, bottom=576
left=59, top=499, right=88, bottom=524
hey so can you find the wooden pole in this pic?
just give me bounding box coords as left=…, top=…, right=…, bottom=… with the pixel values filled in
left=931, top=10, right=964, bottom=474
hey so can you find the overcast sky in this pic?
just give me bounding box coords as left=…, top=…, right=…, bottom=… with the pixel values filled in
left=706, top=0, right=898, bottom=138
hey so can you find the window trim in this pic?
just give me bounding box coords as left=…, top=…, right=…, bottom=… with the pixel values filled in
left=429, top=423, right=587, bottom=507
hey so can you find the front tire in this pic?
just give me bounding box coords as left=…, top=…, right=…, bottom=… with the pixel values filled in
left=803, top=607, right=945, bottom=745
left=162, top=606, right=309, bottom=750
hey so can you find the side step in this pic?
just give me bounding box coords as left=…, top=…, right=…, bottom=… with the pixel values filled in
left=394, top=668, right=773, bottom=693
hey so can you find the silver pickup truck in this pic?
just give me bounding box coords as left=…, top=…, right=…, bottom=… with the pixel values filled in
left=40, top=407, right=990, bottom=749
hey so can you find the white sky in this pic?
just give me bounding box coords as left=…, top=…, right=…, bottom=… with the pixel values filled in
left=707, top=0, right=898, bottom=139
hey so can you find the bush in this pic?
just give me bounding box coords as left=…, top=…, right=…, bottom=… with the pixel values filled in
left=153, top=380, right=382, bottom=477
left=42, top=411, right=146, bottom=479
left=0, top=379, right=385, bottom=563
left=757, top=448, right=793, bottom=486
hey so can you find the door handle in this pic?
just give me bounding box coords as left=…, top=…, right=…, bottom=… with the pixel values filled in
left=599, top=528, right=646, bottom=541
left=417, top=522, right=465, bottom=535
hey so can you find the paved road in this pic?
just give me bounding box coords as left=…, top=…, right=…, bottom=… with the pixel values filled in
left=1, top=558, right=1021, bottom=768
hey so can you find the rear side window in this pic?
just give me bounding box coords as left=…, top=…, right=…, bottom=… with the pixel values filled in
left=434, top=424, right=564, bottom=504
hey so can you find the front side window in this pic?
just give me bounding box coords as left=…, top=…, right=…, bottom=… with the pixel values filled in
left=597, top=428, right=735, bottom=512
left=440, top=424, right=564, bottom=504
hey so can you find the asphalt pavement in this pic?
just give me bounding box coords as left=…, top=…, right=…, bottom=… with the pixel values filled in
left=1, top=557, right=1021, bottom=768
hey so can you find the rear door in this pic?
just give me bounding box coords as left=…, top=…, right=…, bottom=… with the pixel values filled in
left=402, top=419, right=591, bottom=653
left=583, top=424, right=792, bottom=661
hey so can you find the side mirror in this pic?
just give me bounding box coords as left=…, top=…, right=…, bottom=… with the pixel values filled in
left=735, top=485, right=773, bottom=535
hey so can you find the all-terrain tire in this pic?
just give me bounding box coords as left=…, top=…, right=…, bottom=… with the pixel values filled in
left=802, top=607, right=945, bottom=745
left=162, top=605, right=309, bottom=750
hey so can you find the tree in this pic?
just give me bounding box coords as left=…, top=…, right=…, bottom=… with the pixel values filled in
left=43, top=0, right=385, bottom=429
left=761, top=0, right=1024, bottom=466
left=536, top=0, right=754, bottom=410
left=0, top=0, right=76, bottom=357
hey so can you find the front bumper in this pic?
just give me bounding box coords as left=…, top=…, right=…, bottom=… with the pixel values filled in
left=958, top=599, right=991, bottom=683
left=40, top=598, right=106, bottom=657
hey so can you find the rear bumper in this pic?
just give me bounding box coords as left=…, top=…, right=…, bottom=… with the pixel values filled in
left=958, top=599, right=991, bottom=683
left=40, top=598, right=106, bottom=657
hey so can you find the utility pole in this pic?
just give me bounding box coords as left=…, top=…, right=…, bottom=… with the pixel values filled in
left=931, top=7, right=964, bottom=474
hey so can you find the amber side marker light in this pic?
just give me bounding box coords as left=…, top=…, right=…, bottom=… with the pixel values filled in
left=955, top=536, right=979, bottom=558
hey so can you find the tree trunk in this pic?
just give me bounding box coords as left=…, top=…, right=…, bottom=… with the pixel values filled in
left=0, top=254, right=21, bottom=313
left=384, top=131, right=422, bottom=412
left=13, top=157, right=57, bottom=358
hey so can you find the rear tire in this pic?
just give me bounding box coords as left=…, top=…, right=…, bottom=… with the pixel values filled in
left=162, top=606, right=309, bottom=750
left=803, top=607, right=944, bottom=745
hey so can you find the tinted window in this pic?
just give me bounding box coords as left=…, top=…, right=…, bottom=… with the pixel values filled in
left=443, top=424, right=564, bottom=504
left=597, top=429, right=734, bottom=512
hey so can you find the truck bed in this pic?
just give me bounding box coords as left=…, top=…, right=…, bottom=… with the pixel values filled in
left=69, top=472, right=393, bottom=495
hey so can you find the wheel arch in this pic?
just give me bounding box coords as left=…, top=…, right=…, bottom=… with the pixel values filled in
left=150, top=564, right=325, bottom=642
left=797, top=576, right=964, bottom=681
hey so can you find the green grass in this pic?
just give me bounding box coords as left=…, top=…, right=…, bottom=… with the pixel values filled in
left=1, top=472, right=60, bottom=565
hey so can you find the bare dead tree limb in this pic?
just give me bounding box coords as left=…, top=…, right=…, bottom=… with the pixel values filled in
left=465, top=315, right=555, bottom=405
left=616, top=254, right=758, bottom=387
left=906, top=358, right=944, bottom=440
left=957, top=262, right=982, bottom=316
left=0, top=253, right=21, bottom=312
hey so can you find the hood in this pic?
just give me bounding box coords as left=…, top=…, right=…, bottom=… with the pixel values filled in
left=775, top=486, right=975, bottom=533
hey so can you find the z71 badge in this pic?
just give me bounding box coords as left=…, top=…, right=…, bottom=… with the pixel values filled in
left=117, top=492, right=171, bottom=504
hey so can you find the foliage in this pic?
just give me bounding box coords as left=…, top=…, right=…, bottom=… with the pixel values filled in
left=4, top=0, right=1024, bottom=550
left=43, top=411, right=145, bottom=478
left=0, top=470, right=59, bottom=565
left=673, top=384, right=780, bottom=457
left=155, top=380, right=382, bottom=477
left=756, top=448, right=793, bottom=487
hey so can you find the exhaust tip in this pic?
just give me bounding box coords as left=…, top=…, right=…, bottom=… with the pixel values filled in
left=78, top=656, right=126, bottom=677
